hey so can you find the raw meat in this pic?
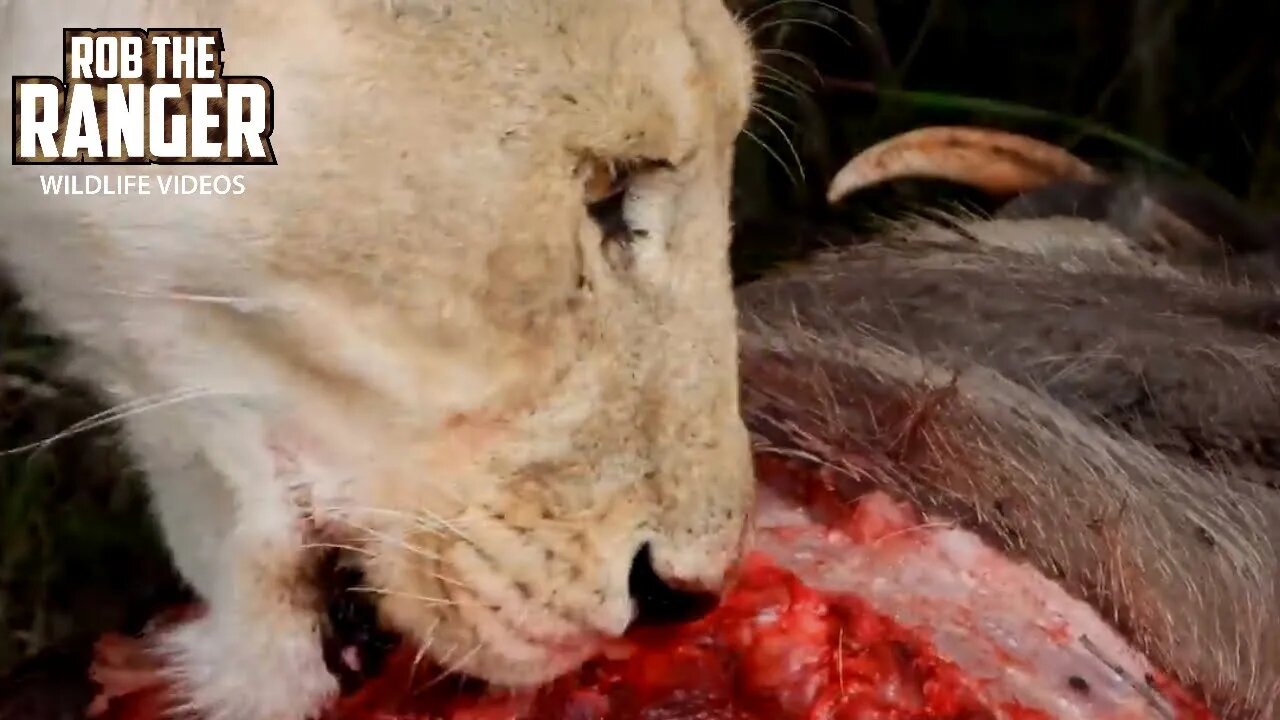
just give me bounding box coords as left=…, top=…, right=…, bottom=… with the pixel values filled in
left=86, top=456, right=1215, bottom=720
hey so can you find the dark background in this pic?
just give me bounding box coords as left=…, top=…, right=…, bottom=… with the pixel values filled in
left=728, top=0, right=1280, bottom=277
left=2, top=0, right=1278, bottom=676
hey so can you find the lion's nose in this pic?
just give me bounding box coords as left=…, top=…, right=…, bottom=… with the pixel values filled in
left=626, top=544, right=720, bottom=628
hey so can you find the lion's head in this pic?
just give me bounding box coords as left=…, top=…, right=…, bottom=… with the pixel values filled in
left=225, top=0, right=758, bottom=684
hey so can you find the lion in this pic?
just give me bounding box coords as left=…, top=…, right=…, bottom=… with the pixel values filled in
left=5, top=1, right=1280, bottom=718
left=0, top=1, right=758, bottom=719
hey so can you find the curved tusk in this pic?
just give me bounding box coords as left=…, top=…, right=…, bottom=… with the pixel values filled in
left=827, top=126, right=1104, bottom=204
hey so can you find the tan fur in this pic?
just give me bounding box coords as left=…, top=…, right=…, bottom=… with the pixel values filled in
left=0, top=2, right=757, bottom=718
left=737, top=216, right=1280, bottom=720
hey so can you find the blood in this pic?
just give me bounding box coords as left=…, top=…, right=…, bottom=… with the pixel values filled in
left=312, top=552, right=1012, bottom=720
left=87, top=456, right=1217, bottom=720
left=1147, top=673, right=1219, bottom=720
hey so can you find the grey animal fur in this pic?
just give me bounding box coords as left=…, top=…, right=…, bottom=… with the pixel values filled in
left=736, top=215, right=1280, bottom=720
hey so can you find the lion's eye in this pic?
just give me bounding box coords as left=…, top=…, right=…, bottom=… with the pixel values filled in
left=584, top=161, right=634, bottom=241
left=582, top=158, right=671, bottom=244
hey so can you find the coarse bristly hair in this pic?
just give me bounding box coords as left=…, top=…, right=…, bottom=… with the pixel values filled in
left=737, top=213, right=1280, bottom=720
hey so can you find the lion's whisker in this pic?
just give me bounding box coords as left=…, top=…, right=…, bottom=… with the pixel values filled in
left=751, top=18, right=853, bottom=47
left=97, top=288, right=269, bottom=313
left=348, top=585, right=460, bottom=605
left=331, top=520, right=452, bottom=567
left=301, top=541, right=375, bottom=557
left=317, top=504, right=479, bottom=546
left=422, top=642, right=462, bottom=690
left=1, top=386, right=239, bottom=458
left=742, top=127, right=802, bottom=188
left=757, top=63, right=813, bottom=95
left=752, top=101, right=801, bottom=130
left=408, top=617, right=441, bottom=687
left=757, top=48, right=821, bottom=82
left=742, top=0, right=871, bottom=35
left=755, top=80, right=802, bottom=104
left=425, top=641, right=485, bottom=690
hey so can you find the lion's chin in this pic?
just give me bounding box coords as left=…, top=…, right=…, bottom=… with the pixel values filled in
left=447, top=642, right=600, bottom=690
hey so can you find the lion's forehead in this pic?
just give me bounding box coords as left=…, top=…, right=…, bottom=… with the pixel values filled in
left=377, top=1, right=749, bottom=158
left=225, top=1, right=750, bottom=286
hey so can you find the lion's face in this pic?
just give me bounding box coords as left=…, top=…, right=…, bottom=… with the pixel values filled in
left=199, top=0, right=757, bottom=683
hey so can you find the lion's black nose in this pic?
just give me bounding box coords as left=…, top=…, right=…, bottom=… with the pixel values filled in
left=627, top=544, right=720, bottom=628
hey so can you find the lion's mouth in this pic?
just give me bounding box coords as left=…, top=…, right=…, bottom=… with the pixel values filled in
left=317, top=545, right=606, bottom=693
left=318, top=553, right=403, bottom=694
